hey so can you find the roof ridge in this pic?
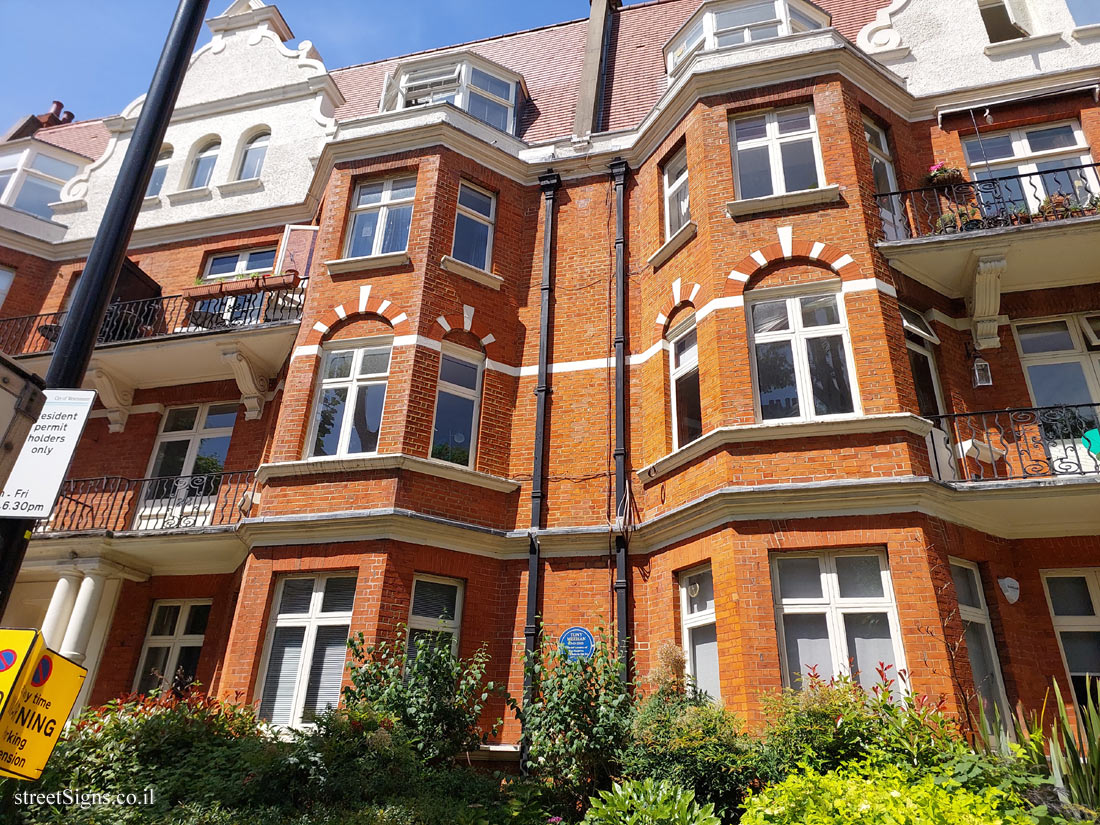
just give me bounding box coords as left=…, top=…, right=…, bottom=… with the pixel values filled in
left=35, top=116, right=107, bottom=132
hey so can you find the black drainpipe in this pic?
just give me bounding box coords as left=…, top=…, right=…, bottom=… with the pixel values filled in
left=521, top=171, right=561, bottom=768
left=609, top=159, right=630, bottom=682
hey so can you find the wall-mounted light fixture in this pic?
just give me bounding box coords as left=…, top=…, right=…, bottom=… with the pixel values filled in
left=967, top=342, right=993, bottom=387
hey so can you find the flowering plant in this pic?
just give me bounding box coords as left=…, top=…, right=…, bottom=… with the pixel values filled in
left=926, top=162, right=964, bottom=184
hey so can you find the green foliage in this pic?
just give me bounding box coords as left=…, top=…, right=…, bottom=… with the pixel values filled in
left=740, top=762, right=1041, bottom=825
left=1050, top=678, right=1100, bottom=821
left=583, top=779, right=720, bottom=825
left=510, top=631, right=634, bottom=806
left=345, top=626, right=500, bottom=762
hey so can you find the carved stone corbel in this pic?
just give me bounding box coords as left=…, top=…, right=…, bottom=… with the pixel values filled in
left=219, top=344, right=271, bottom=420
left=968, top=253, right=1006, bottom=350
left=88, top=363, right=133, bottom=433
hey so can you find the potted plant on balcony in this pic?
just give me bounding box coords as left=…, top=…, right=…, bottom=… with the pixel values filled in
left=926, top=162, right=965, bottom=188
left=1009, top=205, right=1032, bottom=226
left=935, top=205, right=982, bottom=234
left=1038, top=193, right=1073, bottom=220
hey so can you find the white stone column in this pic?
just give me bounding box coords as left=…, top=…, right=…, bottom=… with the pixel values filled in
left=59, top=573, right=105, bottom=664
left=40, top=572, right=82, bottom=649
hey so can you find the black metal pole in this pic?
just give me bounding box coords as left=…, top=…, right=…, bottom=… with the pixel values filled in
left=609, top=159, right=629, bottom=683
left=0, top=0, right=210, bottom=618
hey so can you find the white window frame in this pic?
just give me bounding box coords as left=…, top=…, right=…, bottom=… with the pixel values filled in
left=187, top=140, right=220, bottom=190
left=343, top=177, right=417, bottom=259
left=1042, top=568, right=1100, bottom=706
left=0, top=266, right=13, bottom=310
left=203, top=246, right=278, bottom=280
left=977, top=0, right=1032, bottom=42
left=0, top=145, right=79, bottom=221
left=430, top=344, right=484, bottom=469
left=679, top=564, right=720, bottom=700
left=146, top=402, right=237, bottom=481
left=772, top=549, right=909, bottom=693
left=306, top=340, right=393, bottom=459
left=132, top=599, right=212, bottom=693
left=730, top=106, right=826, bottom=200
left=901, top=305, right=945, bottom=418
left=665, top=0, right=827, bottom=74
left=663, top=146, right=691, bottom=240
left=398, top=60, right=518, bottom=134
left=408, top=574, right=465, bottom=657
left=146, top=148, right=173, bottom=198
left=236, top=131, right=269, bottom=181
left=949, top=558, right=1011, bottom=723
left=452, top=181, right=496, bottom=272
left=747, top=287, right=862, bottom=423
left=256, top=574, right=356, bottom=728
left=669, top=316, right=702, bottom=449
left=1011, top=314, right=1100, bottom=408
left=865, top=118, right=907, bottom=241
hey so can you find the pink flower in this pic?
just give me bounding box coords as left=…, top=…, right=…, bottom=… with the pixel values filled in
left=929, top=162, right=947, bottom=173
left=548, top=818, right=564, bottom=824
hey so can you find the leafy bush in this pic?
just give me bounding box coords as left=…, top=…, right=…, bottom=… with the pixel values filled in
left=511, top=631, right=633, bottom=807
left=740, top=762, right=1041, bottom=825
left=583, top=779, right=720, bottom=825
left=1050, top=679, right=1100, bottom=821
left=345, top=626, right=500, bottom=762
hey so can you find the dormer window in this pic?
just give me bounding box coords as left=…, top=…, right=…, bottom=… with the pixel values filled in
left=388, top=56, right=523, bottom=135
left=666, top=0, right=829, bottom=75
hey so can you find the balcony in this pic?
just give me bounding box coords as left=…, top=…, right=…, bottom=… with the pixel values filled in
left=928, top=404, right=1100, bottom=483
left=37, top=470, right=256, bottom=535
left=874, top=164, right=1100, bottom=310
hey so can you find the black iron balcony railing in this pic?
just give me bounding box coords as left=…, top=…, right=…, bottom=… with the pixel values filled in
left=0, top=279, right=306, bottom=358
left=928, top=404, right=1100, bottom=483
left=36, top=470, right=256, bottom=534
left=875, top=162, right=1100, bottom=241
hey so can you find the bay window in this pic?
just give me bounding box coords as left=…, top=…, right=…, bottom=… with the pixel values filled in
left=345, top=177, right=416, bottom=259
left=394, top=58, right=520, bottom=134
left=431, top=347, right=483, bottom=467
left=0, top=148, right=79, bottom=220
left=308, top=343, right=392, bottom=458
left=731, top=107, right=824, bottom=200
left=680, top=566, right=720, bottom=701
left=773, top=550, right=906, bottom=695
left=258, top=575, right=356, bottom=726
left=749, top=291, right=858, bottom=422
left=134, top=600, right=211, bottom=694
left=669, top=316, right=703, bottom=448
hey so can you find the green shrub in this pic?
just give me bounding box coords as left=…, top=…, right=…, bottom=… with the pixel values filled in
left=740, top=762, right=1041, bottom=825
left=345, top=626, right=500, bottom=762
left=1050, top=678, right=1100, bottom=821
left=583, top=778, right=720, bottom=825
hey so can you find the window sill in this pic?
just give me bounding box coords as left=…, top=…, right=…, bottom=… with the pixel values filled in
left=725, top=185, right=841, bottom=219
left=639, top=413, right=933, bottom=481
left=647, top=221, right=697, bottom=270
left=325, top=251, right=410, bottom=274
left=440, top=255, right=503, bottom=290
left=1072, top=24, right=1100, bottom=42
left=983, top=32, right=1064, bottom=56
left=166, top=186, right=213, bottom=205
left=140, top=195, right=162, bottom=211
left=257, top=453, right=520, bottom=492
left=216, top=177, right=264, bottom=196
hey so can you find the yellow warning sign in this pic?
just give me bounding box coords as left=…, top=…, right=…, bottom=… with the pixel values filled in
left=0, top=629, right=86, bottom=781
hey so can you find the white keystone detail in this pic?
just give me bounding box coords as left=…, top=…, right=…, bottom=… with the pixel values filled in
left=778, top=226, right=793, bottom=258
left=809, top=242, right=826, bottom=259
left=437, top=316, right=451, bottom=332
left=750, top=250, right=768, bottom=267
left=334, top=304, right=347, bottom=319
left=833, top=254, right=855, bottom=270
left=463, top=304, right=475, bottom=330
left=312, top=321, right=329, bottom=334
left=728, top=270, right=750, bottom=282
left=672, top=278, right=682, bottom=303
left=358, top=284, right=372, bottom=313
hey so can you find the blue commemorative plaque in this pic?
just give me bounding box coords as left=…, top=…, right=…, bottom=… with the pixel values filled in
left=558, top=626, right=595, bottom=660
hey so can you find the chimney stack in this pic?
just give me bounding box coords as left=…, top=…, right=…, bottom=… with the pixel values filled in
left=572, top=0, right=620, bottom=141
left=60, top=111, right=74, bottom=124
left=49, top=101, right=64, bottom=118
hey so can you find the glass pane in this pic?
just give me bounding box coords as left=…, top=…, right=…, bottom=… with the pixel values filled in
left=302, top=624, right=350, bottom=721
left=381, top=204, right=412, bottom=253
left=245, top=248, right=276, bottom=272
left=871, top=155, right=894, bottom=195
left=389, top=177, right=417, bottom=200
left=1047, top=577, right=1095, bottom=616
left=756, top=341, right=799, bottom=420
left=356, top=182, right=384, bottom=207
left=776, top=557, right=822, bottom=599
left=836, top=556, right=885, bottom=599
left=468, top=92, right=510, bottom=132
left=965, top=134, right=1014, bottom=164
left=1061, top=631, right=1100, bottom=674
left=783, top=613, right=832, bottom=689
left=458, top=185, right=493, bottom=217
left=207, top=254, right=239, bottom=277
left=675, top=369, right=703, bottom=446
left=412, top=579, right=459, bottom=621
left=453, top=212, right=490, bottom=269
left=779, top=139, right=819, bottom=192
left=909, top=348, right=941, bottom=418
left=806, top=335, right=855, bottom=416
left=440, top=354, right=479, bottom=390
left=964, top=622, right=1005, bottom=722
left=173, top=645, right=202, bottom=691
left=844, top=612, right=898, bottom=693
left=194, top=436, right=230, bottom=476
left=240, top=145, right=267, bottom=180
left=1026, top=362, right=1094, bottom=408
left=190, top=153, right=217, bottom=189
left=674, top=329, right=697, bottom=369
left=951, top=564, right=982, bottom=609
left=13, top=176, right=62, bottom=219
left=137, top=647, right=171, bottom=694
left=470, top=68, right=511, bottom=99
left=0, top=170, right=13, bottom=198
left=1036, top=159, right=1095, bottom=205
left=716, top=28, right=747, bottom=45
left=259, top=626, right=304, bottom=725
left=689, top=624, right=721, bottom=701
left=347, top=210, right=380, bottom=257
left=150, top=440, right=190, bottom=479
left=325, top=351, right=354, bottom=380
left=348, top=382, right=386, bottom=454
left=431, top=391, right=475, bottom=465
left=204, top=404, right=238, bottom=430
left=684, top=569, right=714, bottom=614
left=29, top=154, right=76, bottom=179
left=752, top=301, right=789, bottom=333
left=716, top=1, right=774, bottom=29
left=359, top=348, right=391, bottom=376
left=800, top=295, right=839, bottom=327
left=1086, top=316, right=1100, bottom=340
left=900, top=306, right=935, bottom=339
left=146, top=164, right=167, bottom=197
left=312, top=387, right=348, bottom=457
left=1027, top=125, right=1078, bottom=153
left=747, top=23, right=781, bottom=40
left=736, top=145, right=773, bottom=199
left=734, top=115, right=768, bottom=143
left=278, top=579, right=315, bottom=615
left=164, top=407, right=199, bottom=433
left=777, top=109, right=811, bottom=135
left=184, top=603, right=211, bottom=636
left=321, top=577, right=357, bottom=613
left=865, top=123, right=888, bottom=154
left=152, top=604, right=181, bottom=636
left=669, top=183, right=690, bottom=235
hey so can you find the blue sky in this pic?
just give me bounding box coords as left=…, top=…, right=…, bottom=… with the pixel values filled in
left=0, top=0, right=611, bottom=125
